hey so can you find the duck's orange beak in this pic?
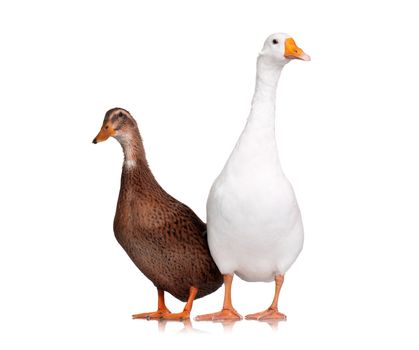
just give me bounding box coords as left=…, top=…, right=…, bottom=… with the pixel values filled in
left=284, top=38, right=311, bottom=61
left=92, top=123, right=115, bottom=144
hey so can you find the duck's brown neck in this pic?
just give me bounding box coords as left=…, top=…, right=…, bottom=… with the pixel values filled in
left=116, top=127, right=163, bottom=198
left=116, top=127, right=148, bottom=170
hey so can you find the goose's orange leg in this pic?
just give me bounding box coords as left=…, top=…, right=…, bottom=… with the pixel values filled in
left=162, top=286, right=198, bottom=320
left=195, top=274, right=242, bottom=321
left=132, top=288, right=171, bottom=319
left=245, top=275, right=287, bottom=321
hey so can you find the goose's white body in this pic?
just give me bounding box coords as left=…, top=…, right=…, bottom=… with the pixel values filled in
left=207, top=40, right=304, bottom=282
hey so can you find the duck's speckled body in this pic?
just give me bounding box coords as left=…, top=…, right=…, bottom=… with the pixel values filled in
left=114, top=160, right=222, bottom=302
left=93, top=108, right=222, bottom=319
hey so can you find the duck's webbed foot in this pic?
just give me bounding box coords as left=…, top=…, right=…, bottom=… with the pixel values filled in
left=132, top=288, right=171, bottom=320
left=161, top=310, right=190, bottom=321
left=161, top=286, right=198, bottom=321
left=132, top=309, right=171, bottom=320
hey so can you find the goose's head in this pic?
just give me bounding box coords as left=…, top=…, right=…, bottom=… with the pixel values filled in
left=260, top=33, right=310, bottom=66
left=92, top=108, right=138, bottom=144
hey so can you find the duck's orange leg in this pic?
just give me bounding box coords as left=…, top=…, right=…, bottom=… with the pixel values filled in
left=132, top=288, right=171, bottom=319
left=162, top=286, right=198, bottom=321
left=245, top=275, right=287, bottom=321
left=195, top=274, right=242, bottom=321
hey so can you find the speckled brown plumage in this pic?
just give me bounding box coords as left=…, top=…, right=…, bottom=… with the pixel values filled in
left=96, top=108, right=222, bottom=302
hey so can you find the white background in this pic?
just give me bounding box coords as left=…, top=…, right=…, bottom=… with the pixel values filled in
left=1, top=0, right=418, bottom=348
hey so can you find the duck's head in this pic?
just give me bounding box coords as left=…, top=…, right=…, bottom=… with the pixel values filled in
left=92, top=108, right=138, bottom=144
left=259, top=33, right=310, bottom=66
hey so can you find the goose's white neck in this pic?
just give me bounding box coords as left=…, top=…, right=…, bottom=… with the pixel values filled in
left=247, top=56, right=284, bottom=129
left=226, top=56, right=286, bottom=174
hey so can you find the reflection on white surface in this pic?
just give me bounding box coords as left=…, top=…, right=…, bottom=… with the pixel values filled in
left=132, top=318, right=283, bottom=335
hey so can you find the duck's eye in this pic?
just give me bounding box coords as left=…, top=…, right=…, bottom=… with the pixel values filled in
left=105, top=125, right=109, bottom=129
left=272, top=39, right=279, bottom=45
left=118, top=112, right=123, bottom=117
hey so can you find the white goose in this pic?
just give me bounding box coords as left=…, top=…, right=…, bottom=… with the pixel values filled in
left=196, top=33, right=310, bottom=321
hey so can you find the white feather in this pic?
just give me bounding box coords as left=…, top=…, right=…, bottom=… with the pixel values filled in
left=207, top=33, right=304, bottom=282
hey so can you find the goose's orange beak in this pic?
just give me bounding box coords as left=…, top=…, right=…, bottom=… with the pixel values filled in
left=92, top=123, right=115, bottom=144
left=284, top=38, right=310, bottom=61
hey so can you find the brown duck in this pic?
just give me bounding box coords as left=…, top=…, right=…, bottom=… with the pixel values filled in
left=93, top=108, right=223, bottom=320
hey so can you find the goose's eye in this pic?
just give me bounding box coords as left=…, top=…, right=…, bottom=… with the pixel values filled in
left=272, top=39, right=279, bottom=45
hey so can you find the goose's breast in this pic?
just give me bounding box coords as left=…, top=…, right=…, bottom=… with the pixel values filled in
left=209, top=171, right=299, bottom=229
left=207, top=173, right=304, bottom=280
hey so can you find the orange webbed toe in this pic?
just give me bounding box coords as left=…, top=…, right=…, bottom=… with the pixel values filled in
left=161, top=311, right=191, bottom=321
left=132, top=307, right=171, bottom=320
left=195, top=308, right=242, bottom=322
left=245, top=307, right=286, bottom=321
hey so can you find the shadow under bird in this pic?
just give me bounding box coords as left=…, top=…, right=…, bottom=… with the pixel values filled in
left=93, top=108, right=223, bottom=320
